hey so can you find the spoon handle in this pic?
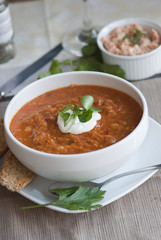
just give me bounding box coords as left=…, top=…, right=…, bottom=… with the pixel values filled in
left=100, top=164, right=161, bottom=188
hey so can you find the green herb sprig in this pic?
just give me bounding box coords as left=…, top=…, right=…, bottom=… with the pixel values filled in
left=38, top=37, right=125, bottom=79
left=22, top=185, right=106, bottom=211
left=59, top=95, right=101, bottom=130
left=122, top=28, right=147, bottom=45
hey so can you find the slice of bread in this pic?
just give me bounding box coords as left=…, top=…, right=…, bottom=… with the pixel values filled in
left=0, top=118, right=8, bottom=157
left=0, top=150, right=36, bottom=192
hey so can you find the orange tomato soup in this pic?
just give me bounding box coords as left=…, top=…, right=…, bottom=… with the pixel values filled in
left=10, top=85, right=143, bottom=154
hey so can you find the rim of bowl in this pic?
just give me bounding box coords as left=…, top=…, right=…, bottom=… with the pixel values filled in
left=4, top=71, right=148, bottom=159
left=97, top=17, right=161, bottom=60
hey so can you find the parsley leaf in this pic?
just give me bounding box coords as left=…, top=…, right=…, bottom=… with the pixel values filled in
left=58, top=104, right=72, bottom=126
left=58, top=95, right=101, bottom=130
left=81, top=44, right=97, bottom=57
left=81, top=95, right=94, bottom=110
left=38, top=60, right=63, bottom=79
left=22, top=185, right=106, bottom=211
left=59, top=104, right=72, bottom=114
left=90, top=106, right=101, bottom=112
left=38, top=37, right=125, bottom=79
left=78, top=109, right=93, bottom=123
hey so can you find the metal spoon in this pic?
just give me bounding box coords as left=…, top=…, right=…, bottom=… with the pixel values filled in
left=48, top=164, right=161, bottom=197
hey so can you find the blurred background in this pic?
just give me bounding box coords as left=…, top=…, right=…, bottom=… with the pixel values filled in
left=1, top=0, right=161, bottom=68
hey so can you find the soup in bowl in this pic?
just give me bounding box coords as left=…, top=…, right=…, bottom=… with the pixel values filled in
left=4, top=71, right=148, bottom=181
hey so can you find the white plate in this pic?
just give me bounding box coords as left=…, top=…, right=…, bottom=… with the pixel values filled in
left=19, top=117, right=161, bottom=213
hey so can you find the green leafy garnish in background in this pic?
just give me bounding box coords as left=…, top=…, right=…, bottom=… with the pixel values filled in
left=22, top=185, right=106, bottom=211
left=122, top=28, right=147, bottom=45
left=59, top=95, right=101, bottom=129
left=38, top=37, right=125, bottom=79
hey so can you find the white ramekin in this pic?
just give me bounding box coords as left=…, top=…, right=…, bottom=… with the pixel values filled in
left=97, top=18, right=161, bottom=81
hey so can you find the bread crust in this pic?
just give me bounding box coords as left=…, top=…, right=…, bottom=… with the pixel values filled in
left=0, top=150, right=35, bottom=192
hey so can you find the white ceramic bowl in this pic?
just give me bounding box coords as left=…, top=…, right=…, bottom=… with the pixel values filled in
left=97, top=18, right=161, bottom=81
left=4, top=72, right=148, bottom=182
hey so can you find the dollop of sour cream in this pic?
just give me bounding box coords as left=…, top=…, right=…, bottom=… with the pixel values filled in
left=57, top=110, right=101, bottom=134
